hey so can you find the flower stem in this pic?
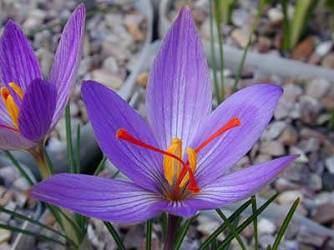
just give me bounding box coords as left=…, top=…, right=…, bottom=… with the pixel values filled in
left=164, top=214, right=179, bottom=250
left=29, top=143, right=51, bottom=179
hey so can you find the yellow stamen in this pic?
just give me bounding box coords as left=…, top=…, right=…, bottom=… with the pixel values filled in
left=9, top=82, right=24, bottom=99
left=0, top=87, right=20, bottom=128
left=163, top=138, right=182, bottom=186
left=179, top=147, right=197, bottom=188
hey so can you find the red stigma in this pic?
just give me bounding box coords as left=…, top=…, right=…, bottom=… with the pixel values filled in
left=176, top=117, right=241, bottom=188
left=116, top=128, right=199, bottom=194
left=116, top=116, right=240, bottom=197
left=195, top=117, right=240, bottom=153
left=116, top=128, right=185, bottom=165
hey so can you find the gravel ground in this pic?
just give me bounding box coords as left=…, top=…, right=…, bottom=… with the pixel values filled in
left=0, top=0, right=334, bottom=249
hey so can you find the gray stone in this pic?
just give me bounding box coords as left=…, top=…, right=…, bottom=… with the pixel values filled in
left=47, top=138, right=66, bottom=153
left=36, top=48, right=53, bottom=76
left=322, top=53, right=334, bottom=69
left=299, top=96, right=321, bottom=125
left=274, top=178, right=300, bottom=192
left=313, top=192, right=334, bottom=205
left=197, top=215, right=224, bottom=240
left=124, top=13, right=145, bottom=41
left=298, top=138, right=320, bottom=153
left=123, top=225, right=144, bottom=249
left=91, top=69, right=123, bottom=90
left=278, top=125, right=298, bottom=146
left=0, top=229, right=11, bottom=244
left=325, top=156, right=334, bottom=174
left=308, top=174, right=322, bottom=191
left=254, top=154, right=272, bottom=164
left=274, top=101, right=292, bottom=120
left=262, top=121, right=286, bottom=141
left=259, top=234, right=275, bottom=249
left=23, top=9, right=46, bottom=30
left=312, top=203, right=334, bottom=224
left=56, top=118, right=81, bottom=141
left=322, top=173, right=334, bottom=191
left=289, top=146, right=308, bottom=163
left=12, top=177, right=29, bottom=191
left=231, top=9, right=250, bottom=27
left=231, top=28, right=250, bottom=48
left=257, top=36, right=272, bottom=53
left=283, top=84, right=303, bottom=102
left=0, top=167, right=19, bottom=185
left=259, top=141, right=285, bottom=156
left=103, top=57, right=119, bottom=74
left=306, top=78, right=331, bottom=99
left=298, top=230, right=326, bottom=247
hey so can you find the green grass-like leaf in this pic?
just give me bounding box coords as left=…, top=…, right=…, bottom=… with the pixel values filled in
left=232, top=0, right=265, bottom=92
left=290, top=0, right=313, bottom=49
left=251, top=195, right=258, bottom=250
left=199, top=199, right=252, bottom=249
left=214, top=0, right=235, bottom=25
left=217, top=193, right=279, bottom=249
left=223, top=215, right=240, bottom=250
left=65, top=104, right=77, bottom=173
left=104, top=222, right=125, bottom=250
left=209, top=0, right=221, bottom=103
left=42, top=146, right=54, bottom=175
left=271, top=198, right=300, bottom=250
left=4, top=151, right=34, bottom=185
left=0, top=206, right=74, bottom=244
left=175, top=216, right=196, bottom=250
left=0, top=223, right=66, bottom=246
left=48, top=205, right=83, bottom=243
left=94, top=156, right=107, bottom=175
left=75, top=124, right=81, bottom=172
left=146, top=220, right=152, bottom=250
left=215, top=209, right=246, bottom=249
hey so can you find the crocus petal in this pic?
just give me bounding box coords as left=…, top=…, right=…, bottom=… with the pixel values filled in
left=82, top=81, right=164, bottom=192
left=18, top=79, right=57, bottom=141
left=146, top=7, right=211, bottom=149
left=191, top=84, right=283, bottom=187
left=185, top=156, right=296, bottom=211
left=160, top=200, right=199, bottom=218
left=0, top=102, right=11, bottom=126
left=31, top=174, right=163, bottom=224
left=0, top=126, right=35, bottom=150
left=0, top=82, right=11, bottom=125
left=0, top=20, right=42, bottom=91
left=49, top=4, right=85, bottom=125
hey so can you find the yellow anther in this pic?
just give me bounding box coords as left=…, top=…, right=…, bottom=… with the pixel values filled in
left=163, top=138, right=182, bottom=186
left=9, top=82, right=24, bottom=99
left=1, top=87, right=20, bottom=128
left=179, top=147, right=197, bottom=188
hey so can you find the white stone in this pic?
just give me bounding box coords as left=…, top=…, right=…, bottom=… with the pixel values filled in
left=306, top=78, right=331, bottom=99
left=258, top=218, right=276, bottom=235
left=277, top=190, right=303, bottom=204
left=260, top=141, right=285, bottom=156
left=268, top=8, right=284, bottom=24
left=262, top=121, right=286, bottom=140
left=91, top=69, right=123, bottom=90
left=316, top=41, right=333, bottom=57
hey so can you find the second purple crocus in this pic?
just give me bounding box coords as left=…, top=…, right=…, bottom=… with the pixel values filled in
left=31, top=8, right=296, bottom=223
left=0, top=4, right=85, bottom=150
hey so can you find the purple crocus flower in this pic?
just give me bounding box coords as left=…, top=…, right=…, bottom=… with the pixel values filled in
left=0, top=4, right=85, bottom=150
left=31, top=8, right=295, bottom=223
